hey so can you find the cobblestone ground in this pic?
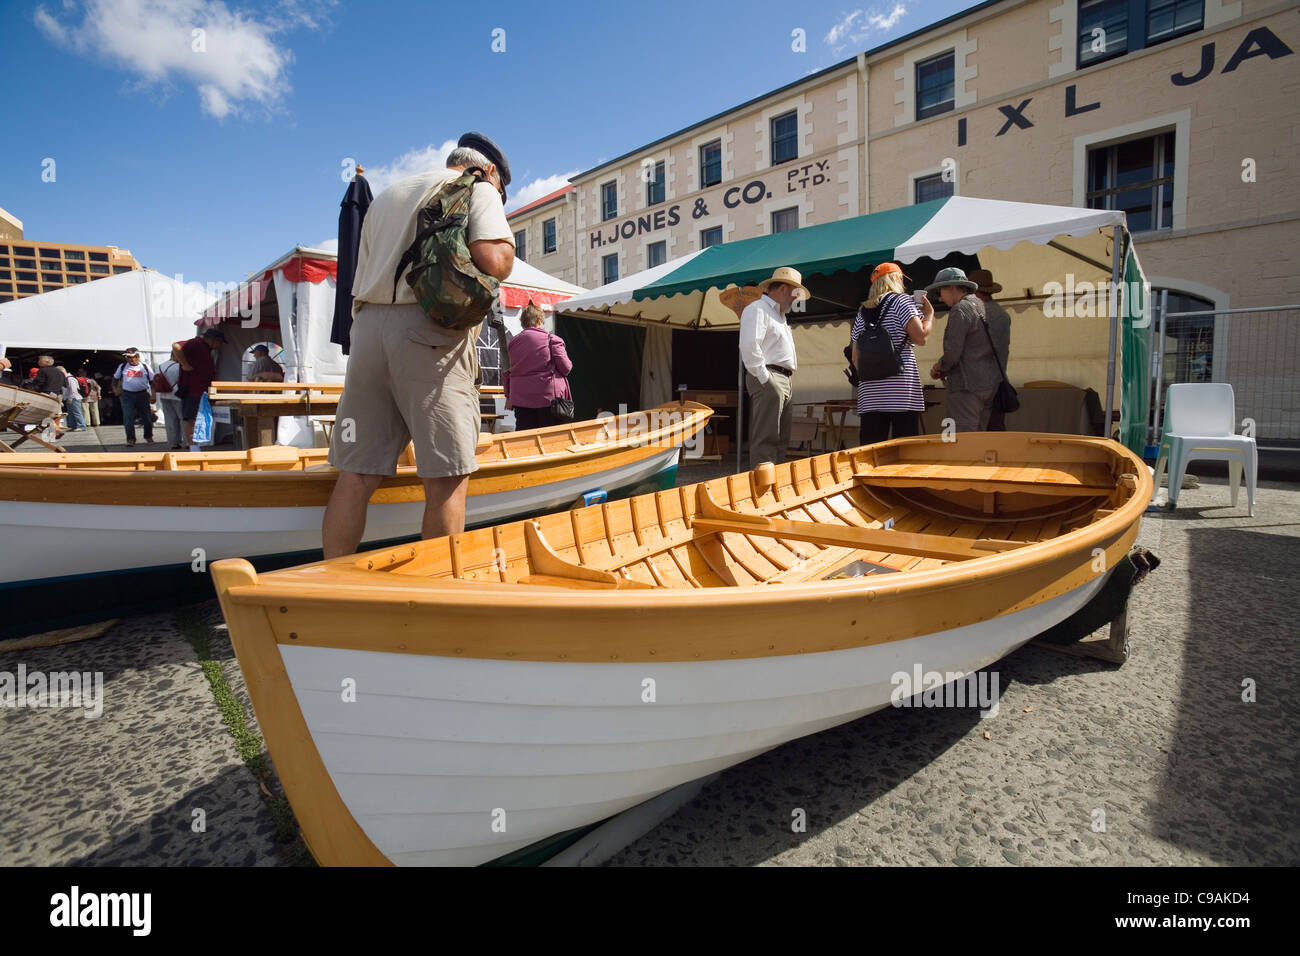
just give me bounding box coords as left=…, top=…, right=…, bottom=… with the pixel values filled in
left=2, top=469, right=1296, bottom=867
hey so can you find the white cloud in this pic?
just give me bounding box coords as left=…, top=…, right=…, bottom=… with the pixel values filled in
left=315, top=238, right=339, bottom=252
left=505, top=171, right=578, bottom=214
left=363, top=142, right=458, bottom=195
left=34, top=0, right=334, bottom=118
left=824, top=3, right=909, bottom=53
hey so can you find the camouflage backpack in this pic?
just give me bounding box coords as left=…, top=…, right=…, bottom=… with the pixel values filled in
left=391, top=170, right=500, bottom=331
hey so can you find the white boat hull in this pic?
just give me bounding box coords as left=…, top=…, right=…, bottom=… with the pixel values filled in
left=0, top=447, right=680, bottom=587
left=281, top=573, right=1106, bottom=866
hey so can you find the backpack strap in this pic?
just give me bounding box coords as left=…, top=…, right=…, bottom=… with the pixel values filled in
left=390, top=170, right=487, bottom=303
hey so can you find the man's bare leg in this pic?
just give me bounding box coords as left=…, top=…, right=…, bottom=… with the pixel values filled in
left=420, top=475, right=470, bottom=540
left=322, top=471, right=384, bottom=558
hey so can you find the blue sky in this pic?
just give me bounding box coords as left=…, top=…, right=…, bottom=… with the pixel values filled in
left=1, top=0, right=971, bottom=287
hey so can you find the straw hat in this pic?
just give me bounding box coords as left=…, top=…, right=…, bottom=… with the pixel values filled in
left=719, top=285, right=763, bottom=315
left=925, top=266, right=978, bottom=294
left=756, top=267, right=810, bottom=300
left=969, top=268, right=1003, bottom=294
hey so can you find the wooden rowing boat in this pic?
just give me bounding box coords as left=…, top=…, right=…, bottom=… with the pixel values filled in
left=212, top=432, right=1151, bottom=866
left=1, top=384, right=63, bottom=453
left=0, top=402, right=710, bottom=636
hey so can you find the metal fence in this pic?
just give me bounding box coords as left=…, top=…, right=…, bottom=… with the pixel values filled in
left=1148, top=302, right=1300, bottom=450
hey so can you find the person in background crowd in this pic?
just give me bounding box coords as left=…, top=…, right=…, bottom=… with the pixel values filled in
left=248, top=344, right=285, bottom=383
left=156, top=355, right=184, bottom=449
left=850, top=263, right=934, bottom=445
left=740, top=267, right=808, bottom=468
left=31, top=356, right=68, bottom=436
left=95, top=372, right=117, bottom=425
left=60, top=367, right=86, bottom=431
left=171, top=327, right=225, bottom=451
left=969, top=269, right=1012, bottom=431
left=114, top=348, right=155, bottom=446
left=504, top=302, right=572, bottom=430
left=928, top=267, right=1002, bottom=433
left=79, top=367, right=102, bottom=428
left=323, top=131, right=514, bottom=558
left=0, top=357, right=13, bottom=386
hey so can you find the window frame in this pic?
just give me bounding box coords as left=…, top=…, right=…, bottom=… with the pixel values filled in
left=915, top=50, right=956, bottom=121
left=602, top=252, right=619, bottom=285
left=646, top=160, right=666, bottom=207
left=770, top=110, right=799, bottom=166
left=770, top=207, right=800, bottom=234
left=542, top=218, right=557, bottom=254
left=601, top=181, right=618, bottom=222
left=1077, top=0, right=1204, bottom=69
left=514, top=229, right=527, bottom=262
left=700, top=140, right=722, bottom=188
left=700, top=226, right=723, bottom=249
left=913, top=172, right=955, bottom=204
left=647, top=240, right=667, bottom=269
left=1085, top=129, right=1177, bottom=233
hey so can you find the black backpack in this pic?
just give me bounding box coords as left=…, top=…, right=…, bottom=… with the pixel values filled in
left=853, top=293, right=906, bottom=382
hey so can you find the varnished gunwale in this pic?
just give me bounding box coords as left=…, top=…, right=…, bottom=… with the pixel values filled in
left=213, top=432, right=1150, bottom=664
left=0, top=403, right=711, bottom=506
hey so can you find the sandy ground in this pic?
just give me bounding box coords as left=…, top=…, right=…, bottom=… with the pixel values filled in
left=1, top=463, right=1296, bottom=867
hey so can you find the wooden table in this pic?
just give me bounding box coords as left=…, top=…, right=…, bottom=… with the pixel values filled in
left=209, top=382, right=342, bottom=449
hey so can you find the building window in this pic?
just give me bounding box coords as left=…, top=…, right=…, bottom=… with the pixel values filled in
left=647, top=241, right=667, bottom=268
left=0, top=282, right=9, bottom=291
left=1154, top=290, right=1216, bottom=390
left=914, top=172, right=955, bottom=204
left=16, top=271, right=37, bottom=282
left=89, top=263, right=109, bottom=274
left=602, top=253, right=619, bottom=285
left=514, top=229, right=527, bottom=262
left=1086, top=131, right=1175, bottom=232
left=65, top=250, right=84, bottom=260
left=646, top=161, right=665, bottom=206
left=66, top=261, right=85, bottom=272
left=700, top=140, right=722, bottom=187
left=770, top=207, right=799, bottom=233
left=41, top=271, right=62, bottom=282
left=39, top=247, right=60, bottom=259
left=601, top=181, right=618, bottom=221
left=0, top=245, right=8, bottom=254
left=916, top=51, right=955, bottom=120
left=543, top=218, right=557, bottom=254
left=14, top=246, right=34, bottom=256
left=14, top=258, right=35, bottom=270
left=0, top=269, right=8, bottom=279
left=1078, top=0, right=1204, bottom=68
left=17, top=283, right=37, bottom=294
left=67, top=274, right=86, bottom=284
left=700, top=226, right=723, bottom=248
left=770, top=110, right=799, bottom=165
left=88, top=251, right=108, bottom=262
left=113, top=265, right=132, bottom=274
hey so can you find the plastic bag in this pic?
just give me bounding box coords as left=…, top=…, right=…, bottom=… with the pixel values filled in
left=191, top=393, right=214, bottom=445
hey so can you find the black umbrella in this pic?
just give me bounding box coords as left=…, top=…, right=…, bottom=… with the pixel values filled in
left=330, top=168, right=374, bottom=355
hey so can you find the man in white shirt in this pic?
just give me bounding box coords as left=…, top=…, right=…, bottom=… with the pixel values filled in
left=739, top=267, right=808, bottom=468
left=323, top=132, right=515, bottom=558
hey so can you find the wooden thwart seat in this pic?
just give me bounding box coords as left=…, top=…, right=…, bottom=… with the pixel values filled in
left=691, top=485, right=1027, bottom=563
left=854, top=461, right=1114, bottom=497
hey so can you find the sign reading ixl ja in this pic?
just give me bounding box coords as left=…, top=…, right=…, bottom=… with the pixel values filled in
left=589, top=160, right=832, bottom=249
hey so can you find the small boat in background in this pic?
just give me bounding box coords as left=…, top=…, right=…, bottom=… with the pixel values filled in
left=213, top=432, right=1151, bottom=866
left=0, top=402, right=711, bottom=637
left=0, top=383, right=62, bottom=452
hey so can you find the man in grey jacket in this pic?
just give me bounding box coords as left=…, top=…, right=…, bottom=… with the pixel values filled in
left=928, top=267, right=1002, bottom=433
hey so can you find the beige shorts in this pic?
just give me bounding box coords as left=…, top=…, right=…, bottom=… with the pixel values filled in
left=328, top=302, right=481, bottom=478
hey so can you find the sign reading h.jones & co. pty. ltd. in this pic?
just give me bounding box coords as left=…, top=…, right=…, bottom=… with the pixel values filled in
left=589, top=160, right=832, bottom=249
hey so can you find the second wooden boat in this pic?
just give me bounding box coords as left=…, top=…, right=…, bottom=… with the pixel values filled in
left=213, top=432, right=1151, bottom=866
left=0, top=402, right=710, bottom=636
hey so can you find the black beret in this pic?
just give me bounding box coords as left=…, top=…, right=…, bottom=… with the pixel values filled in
left=457, top=131, right=511, bottom=190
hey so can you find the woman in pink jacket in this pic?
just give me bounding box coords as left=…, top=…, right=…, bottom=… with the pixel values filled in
left=505, top=302, right=573, bottom=430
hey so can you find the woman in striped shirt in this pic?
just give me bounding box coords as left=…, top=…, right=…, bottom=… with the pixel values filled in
left=850, top=262, right=934, bottom=446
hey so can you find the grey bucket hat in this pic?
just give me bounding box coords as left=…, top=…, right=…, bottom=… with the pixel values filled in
left=926, top=267, right=978, bottom=294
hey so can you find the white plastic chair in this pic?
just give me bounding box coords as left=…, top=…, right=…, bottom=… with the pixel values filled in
left=1152, top=383, right=1256, bottom=516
